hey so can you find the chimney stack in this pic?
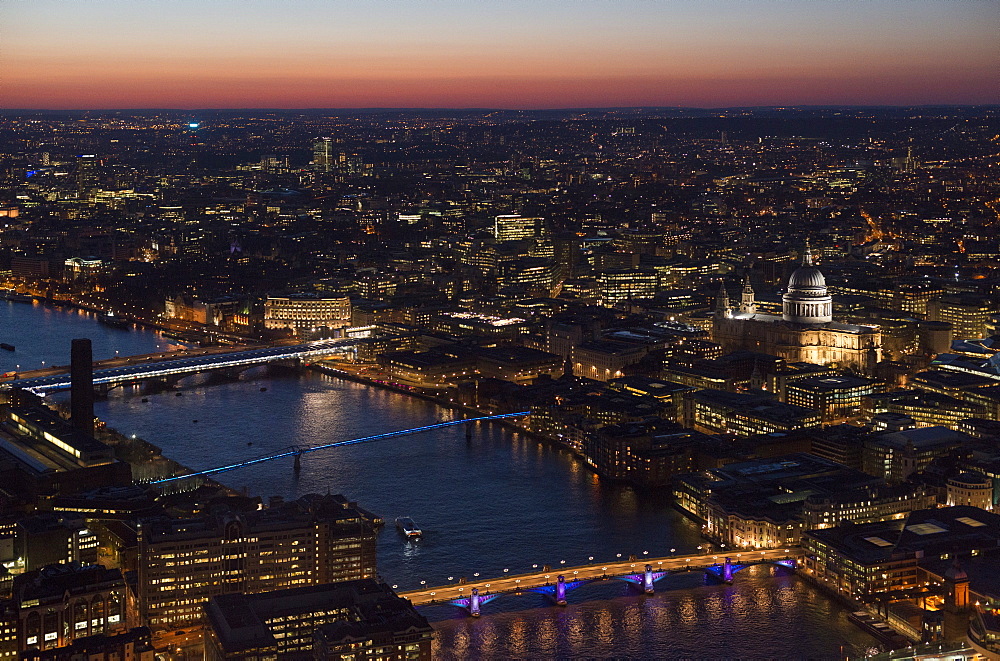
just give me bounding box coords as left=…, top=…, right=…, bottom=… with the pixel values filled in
left=70, top=338, right=95, bottom=436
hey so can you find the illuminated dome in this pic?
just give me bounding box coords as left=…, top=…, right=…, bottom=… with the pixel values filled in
left=787, top=265, right=827, bottom=292
left=782, top=241, right=833, bottom=324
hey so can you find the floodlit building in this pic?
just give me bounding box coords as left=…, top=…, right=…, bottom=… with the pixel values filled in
left=713, top=249, right=881, bottom=372
left=264, top=293, right=351, bottom=335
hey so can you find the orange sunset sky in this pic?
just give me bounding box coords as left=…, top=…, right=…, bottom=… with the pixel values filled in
left=3, top=0, right=998, bottom=108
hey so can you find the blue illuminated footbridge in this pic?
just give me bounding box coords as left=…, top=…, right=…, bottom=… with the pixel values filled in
left=6, top=337, right=391, bottom=394
left=146, top=411, right=531, bottom=485
left=398, top=548, right=802, bottom=616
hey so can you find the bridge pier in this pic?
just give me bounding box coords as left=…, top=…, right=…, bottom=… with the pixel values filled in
left=204, top=367, right=245, bottom=384
left=293, top=453, right=301, bottom=472
left=268, top=358, right=302, bottom=373
left=556, top=575, right=567, bottom=606
left=643, top=564, right=655, bottom=594
left=470, top=588, right=481, bottom=617
left=723, top=557, right=734, bottom=583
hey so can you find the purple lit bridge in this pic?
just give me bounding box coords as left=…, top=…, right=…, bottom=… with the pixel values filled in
left=145, top=412, right=531, bottom=486
left=398, top=548, right=802, bottom=616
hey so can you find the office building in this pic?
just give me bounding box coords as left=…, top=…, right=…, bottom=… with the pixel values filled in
left=204, top=579, right=431, bottom=660
left=928, top=295, right=995, bottom=341
left=493, top=215, right=545, bottom=242
left=785, top=374, right=884, bottom=423
left=683, top=389, right=821, bottom=437
left=137, top=494, right=378, bottom=635
left=312, top=138, right=334, bottom=172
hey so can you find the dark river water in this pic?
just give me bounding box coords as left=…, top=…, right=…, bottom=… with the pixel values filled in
left=10, top=302, right=881, bottom=658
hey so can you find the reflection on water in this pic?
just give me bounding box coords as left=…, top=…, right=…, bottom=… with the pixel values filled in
left=0, top=301, right=184, bottom=373
left=431, top=568, right=876, bottom=659
left=4, top=296, right=883, bottom=659
left=81, top=373, right=880, bottom=658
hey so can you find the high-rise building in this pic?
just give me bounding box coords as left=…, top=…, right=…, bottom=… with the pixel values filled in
left=75, top=155, right=100, bottom=201
left=312, top=138, right=334, bottom=172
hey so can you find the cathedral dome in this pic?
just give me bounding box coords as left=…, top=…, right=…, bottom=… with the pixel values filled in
left=782, top=241, right=833, bottom=324
left=787, top=265, right=827, bottom=293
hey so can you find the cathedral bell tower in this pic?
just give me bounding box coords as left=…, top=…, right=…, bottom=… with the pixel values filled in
left=740, top=274, right=756, bottom=315
left=715, top=282, right=731, bottom=319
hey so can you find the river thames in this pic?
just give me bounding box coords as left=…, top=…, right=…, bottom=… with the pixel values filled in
left=9, top=301, right=881, bottom=658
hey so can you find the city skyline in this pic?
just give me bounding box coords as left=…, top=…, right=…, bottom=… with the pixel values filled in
left=3, top=0, right=998, bottom=109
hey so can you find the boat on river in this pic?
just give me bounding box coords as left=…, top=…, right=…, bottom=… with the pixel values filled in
left=0, top=291, right=33, bottom=303
left=98, top=313, right=131, bottom=329
left=395, top=517, right=422, bottom=538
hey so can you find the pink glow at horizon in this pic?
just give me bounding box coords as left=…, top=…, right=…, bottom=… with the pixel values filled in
left=3, top=0, right=997, bottom=108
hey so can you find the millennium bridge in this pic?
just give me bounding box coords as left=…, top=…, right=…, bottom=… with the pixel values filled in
left=398, top=547, right=802, bottom=616
left=5, top=337, right=386, bottom=394
left=145, top=412, right=532, bottom=485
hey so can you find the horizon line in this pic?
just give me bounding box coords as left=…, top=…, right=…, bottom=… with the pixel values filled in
left=2, top=103, right=999, bottom=114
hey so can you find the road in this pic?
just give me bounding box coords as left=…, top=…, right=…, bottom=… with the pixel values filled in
left=398, top=547, right=801, bottom=606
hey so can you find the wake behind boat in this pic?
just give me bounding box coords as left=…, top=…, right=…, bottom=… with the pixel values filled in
left=395, top=517, right=422, bottom=538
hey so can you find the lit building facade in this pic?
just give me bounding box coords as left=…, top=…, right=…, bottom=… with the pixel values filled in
left=713, top=250, right=881, bottom=372
left=9, top=564, right=131, bottom=655
left=204, top=579, right=431, bottom=661
left=597, top=269, right=659, bottom=306
left=947, top=473, right=993, bottom=510
left=264, top=294, right=351, bottom=335
left=683, top=389, right=821, bottom=436
left=786, top=375, right=885, bottom=423
left=928, top=294, right=996, bottom=341
left=571, top=341, right=649, bottom=382
left=493, top=215, right=545, bottom=242
left=137, top=494, right=378, bottom=636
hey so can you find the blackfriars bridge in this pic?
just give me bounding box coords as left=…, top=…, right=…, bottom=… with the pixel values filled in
left=398, top=547, right=802, bottom=616
left=5, top=337, right=390, bottom=394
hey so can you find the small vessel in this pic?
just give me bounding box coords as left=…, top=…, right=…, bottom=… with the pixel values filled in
left=0, top=291, right=33, bottom=303
left=395, top=517, right=422, bottom=538
left=98, top=313, right=131, bottom=329
left=0, top=343, right=14, bottom=352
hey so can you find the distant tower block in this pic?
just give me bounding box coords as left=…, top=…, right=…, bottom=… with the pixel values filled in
left=71, top=338, right=95, bottom=436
